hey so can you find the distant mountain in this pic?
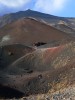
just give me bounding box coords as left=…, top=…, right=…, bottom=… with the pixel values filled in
left=0, top=9, right=59, bottom=28
left=0, top=9, right=75, bottom=32
left=0, top=18, right=71, bottom=46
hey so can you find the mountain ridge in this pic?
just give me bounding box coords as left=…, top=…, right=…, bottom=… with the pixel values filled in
left=0, top=9, right=75, bottom=30
left=0, top=17, right=72, bottom=46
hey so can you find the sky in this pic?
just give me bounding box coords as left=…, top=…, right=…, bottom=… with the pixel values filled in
left=0, top=0, right=75, bottom=17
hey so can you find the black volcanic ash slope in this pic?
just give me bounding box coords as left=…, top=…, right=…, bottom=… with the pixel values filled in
left=0, top=44, right=35, bottom=69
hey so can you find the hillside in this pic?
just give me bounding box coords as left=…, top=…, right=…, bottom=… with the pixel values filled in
left=0, top=10, right=75, bottom=99
left=0, top=42, right=75, bottom=98
left=0, top=9, right=66, bottom=28
left=0, top=44, right=35, bottom=69
left=0, top=10, right=75, bottom=34
left=0, top=17, right=71, bottom=46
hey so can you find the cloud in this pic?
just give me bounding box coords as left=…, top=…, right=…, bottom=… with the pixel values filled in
left=0, top=0, right=32, bottom=15
left=0, top=0, right=31, bottom=8
left=0, top=0, right=69, bottom=15
left=33, top=0, right=68, bottom=14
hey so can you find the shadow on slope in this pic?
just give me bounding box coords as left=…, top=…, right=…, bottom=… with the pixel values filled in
left=0, top=84, right=24, bottom=99
left=0, top=44, right=35, bottom=69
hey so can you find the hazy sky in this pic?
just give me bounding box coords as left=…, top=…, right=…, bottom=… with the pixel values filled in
left=0, top=0, right=75, bottom=17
